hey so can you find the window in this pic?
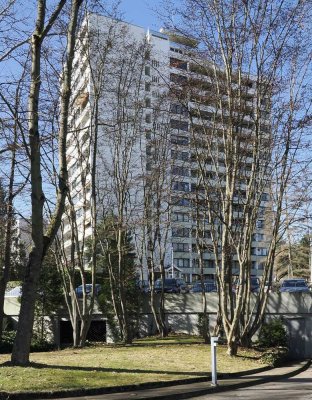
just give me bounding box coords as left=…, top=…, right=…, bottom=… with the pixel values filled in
left=172, top=243, right=189, bottom=252
left=145, top=98, right=151, bottom=107
left=172, top=197, right=191, bottom=207
left=191, top=183, right=205, bottom=193
left=192, top=243, right=213, bottom=253
left=252, top=247, right=268, bottom=256
left=174, top=258, right=190, bottom=268
left=152, top=76, right=160, bottom=83
left=172, top=227, right=190, bottom=237
left=171, top=150, right=189, bottom=161
left=252, top=233, right=265, bottom=241
left=190, top=108, right=212, bottom=121
left=233, top=204, right=244, bottom=213
left=145, top=82, right=151, bottom=91
left=191, top=229, right=211, bottom=238
left=171, top=135, right=189, bottom=145
left=170, top=119, right=188, bottom=131
left=170, top=57, right=187, bottom=70
left=172, top=212, right=189, bottom=222
left=152, top=59, right=160, bottom=67
left=170, top=47, right=183, bottom=54
left=205, top=260, right=215, bottom=268
left=172, top=181, right=189, bottom=192
left=170, top=73, right=187, bottom=84
left=170, top=103, right=188, bottom=116
left=261, top=193, right=269, bottom=201
left=194, top=259, right=215, bottom=268
left=145, top=114, right=151, bottom=123
left=145, top=66, right=150, bottom=76
left=172, top=166, right=189, bottom=177
left=256, top=220, right=265, bottom=229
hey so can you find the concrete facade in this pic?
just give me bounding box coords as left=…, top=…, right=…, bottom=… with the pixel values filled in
left=4, top=292, right=312, bottom=358
left=138, top=292, right=312, bottom=359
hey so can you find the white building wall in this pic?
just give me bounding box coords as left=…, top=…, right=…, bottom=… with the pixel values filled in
left=65, top=14, right=271, bottom=282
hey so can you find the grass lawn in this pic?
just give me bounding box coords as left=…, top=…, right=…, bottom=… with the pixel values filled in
left=0, top=335, right=267, bottom=394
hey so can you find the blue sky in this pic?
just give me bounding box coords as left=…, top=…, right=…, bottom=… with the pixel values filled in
left=119, top=0, right=163, bottom=30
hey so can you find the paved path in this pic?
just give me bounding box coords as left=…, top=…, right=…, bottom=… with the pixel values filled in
left=43, top=361, right=309, bottom=400
left=190, top=364, right=312, bottom=399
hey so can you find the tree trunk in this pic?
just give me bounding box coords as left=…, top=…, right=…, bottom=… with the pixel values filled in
left=212, top=310, right=223, bottom=337
left=201, top=292, right=210, bottom=344
left=11, top=252, right=42, bottom=364
left=0, top=113, right=17, bottom=341
left=227, top=340, right=238, bottom=356
left=239, top=332, right=253, bottom=348
left=11, top=0, right=82, bottom=365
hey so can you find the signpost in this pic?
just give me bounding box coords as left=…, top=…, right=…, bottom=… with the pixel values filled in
left=211, top=336, right=219, bottom=386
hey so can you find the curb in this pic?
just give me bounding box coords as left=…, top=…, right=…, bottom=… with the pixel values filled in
left=150, top=359, right=312, bottom=400
left=0, top=360, right=309, bottom=400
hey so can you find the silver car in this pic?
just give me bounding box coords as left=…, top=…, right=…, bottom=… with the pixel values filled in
left=280, top=278, right=310, bottom=293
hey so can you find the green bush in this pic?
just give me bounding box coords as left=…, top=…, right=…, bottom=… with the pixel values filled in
left=30, top=336, right=55, bottom=352
left=0, top=331, right=16, bottom=353
left=258, top=318, right=288, bottom=348
left=197, top=313, right=209, bottom=338
left=0, top=331, right=55, bottom=354
left=260, top=347, right=289, bottom=366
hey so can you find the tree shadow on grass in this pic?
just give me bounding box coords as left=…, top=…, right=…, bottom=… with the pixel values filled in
left=236, top=354, right=262, bottom=360
left=0, top=361, right=209, bottom=377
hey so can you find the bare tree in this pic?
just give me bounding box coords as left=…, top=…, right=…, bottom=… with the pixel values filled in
left=61, top=15, right=149, bottom=343
left=135, top=90, right=173, bottom=337
left=10, top=0, right=83, bottom=365
left=162, top=0, right=312, bottom=354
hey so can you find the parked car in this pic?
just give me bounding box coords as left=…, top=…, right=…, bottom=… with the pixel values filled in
left=280, top=278, right=310, bottom=293
left=191, top=280, right=217, bottom=293
left=154, top=278, right=180, bottom=293
left=75, top=284, right=101, bottom=298
left=233, top=276, right=260, bottom=293
left=176, top=278, right=189, bottom=293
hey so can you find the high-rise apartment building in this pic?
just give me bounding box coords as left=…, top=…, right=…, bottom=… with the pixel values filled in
left=64, top=14, right=271, bottom=283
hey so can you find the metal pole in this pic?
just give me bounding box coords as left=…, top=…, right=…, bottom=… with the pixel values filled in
left=190, top=244, right=192, bottom=283
left=211, top=336, right=218, bottom=386
left=310, top=234, right=312, bottom=284
left=171, top=246, right=174, bottom=278
left=306, top=216, right=312, bottom=284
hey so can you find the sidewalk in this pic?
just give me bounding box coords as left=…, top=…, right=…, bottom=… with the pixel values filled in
left=36, top=359, right=310, bottom=400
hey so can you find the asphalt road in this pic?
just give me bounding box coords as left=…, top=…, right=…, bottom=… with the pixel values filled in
left=190, top=365, right=312, bottom=399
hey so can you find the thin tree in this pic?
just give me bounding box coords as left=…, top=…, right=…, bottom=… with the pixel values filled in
left=11, top=0, right=83, bottom=365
